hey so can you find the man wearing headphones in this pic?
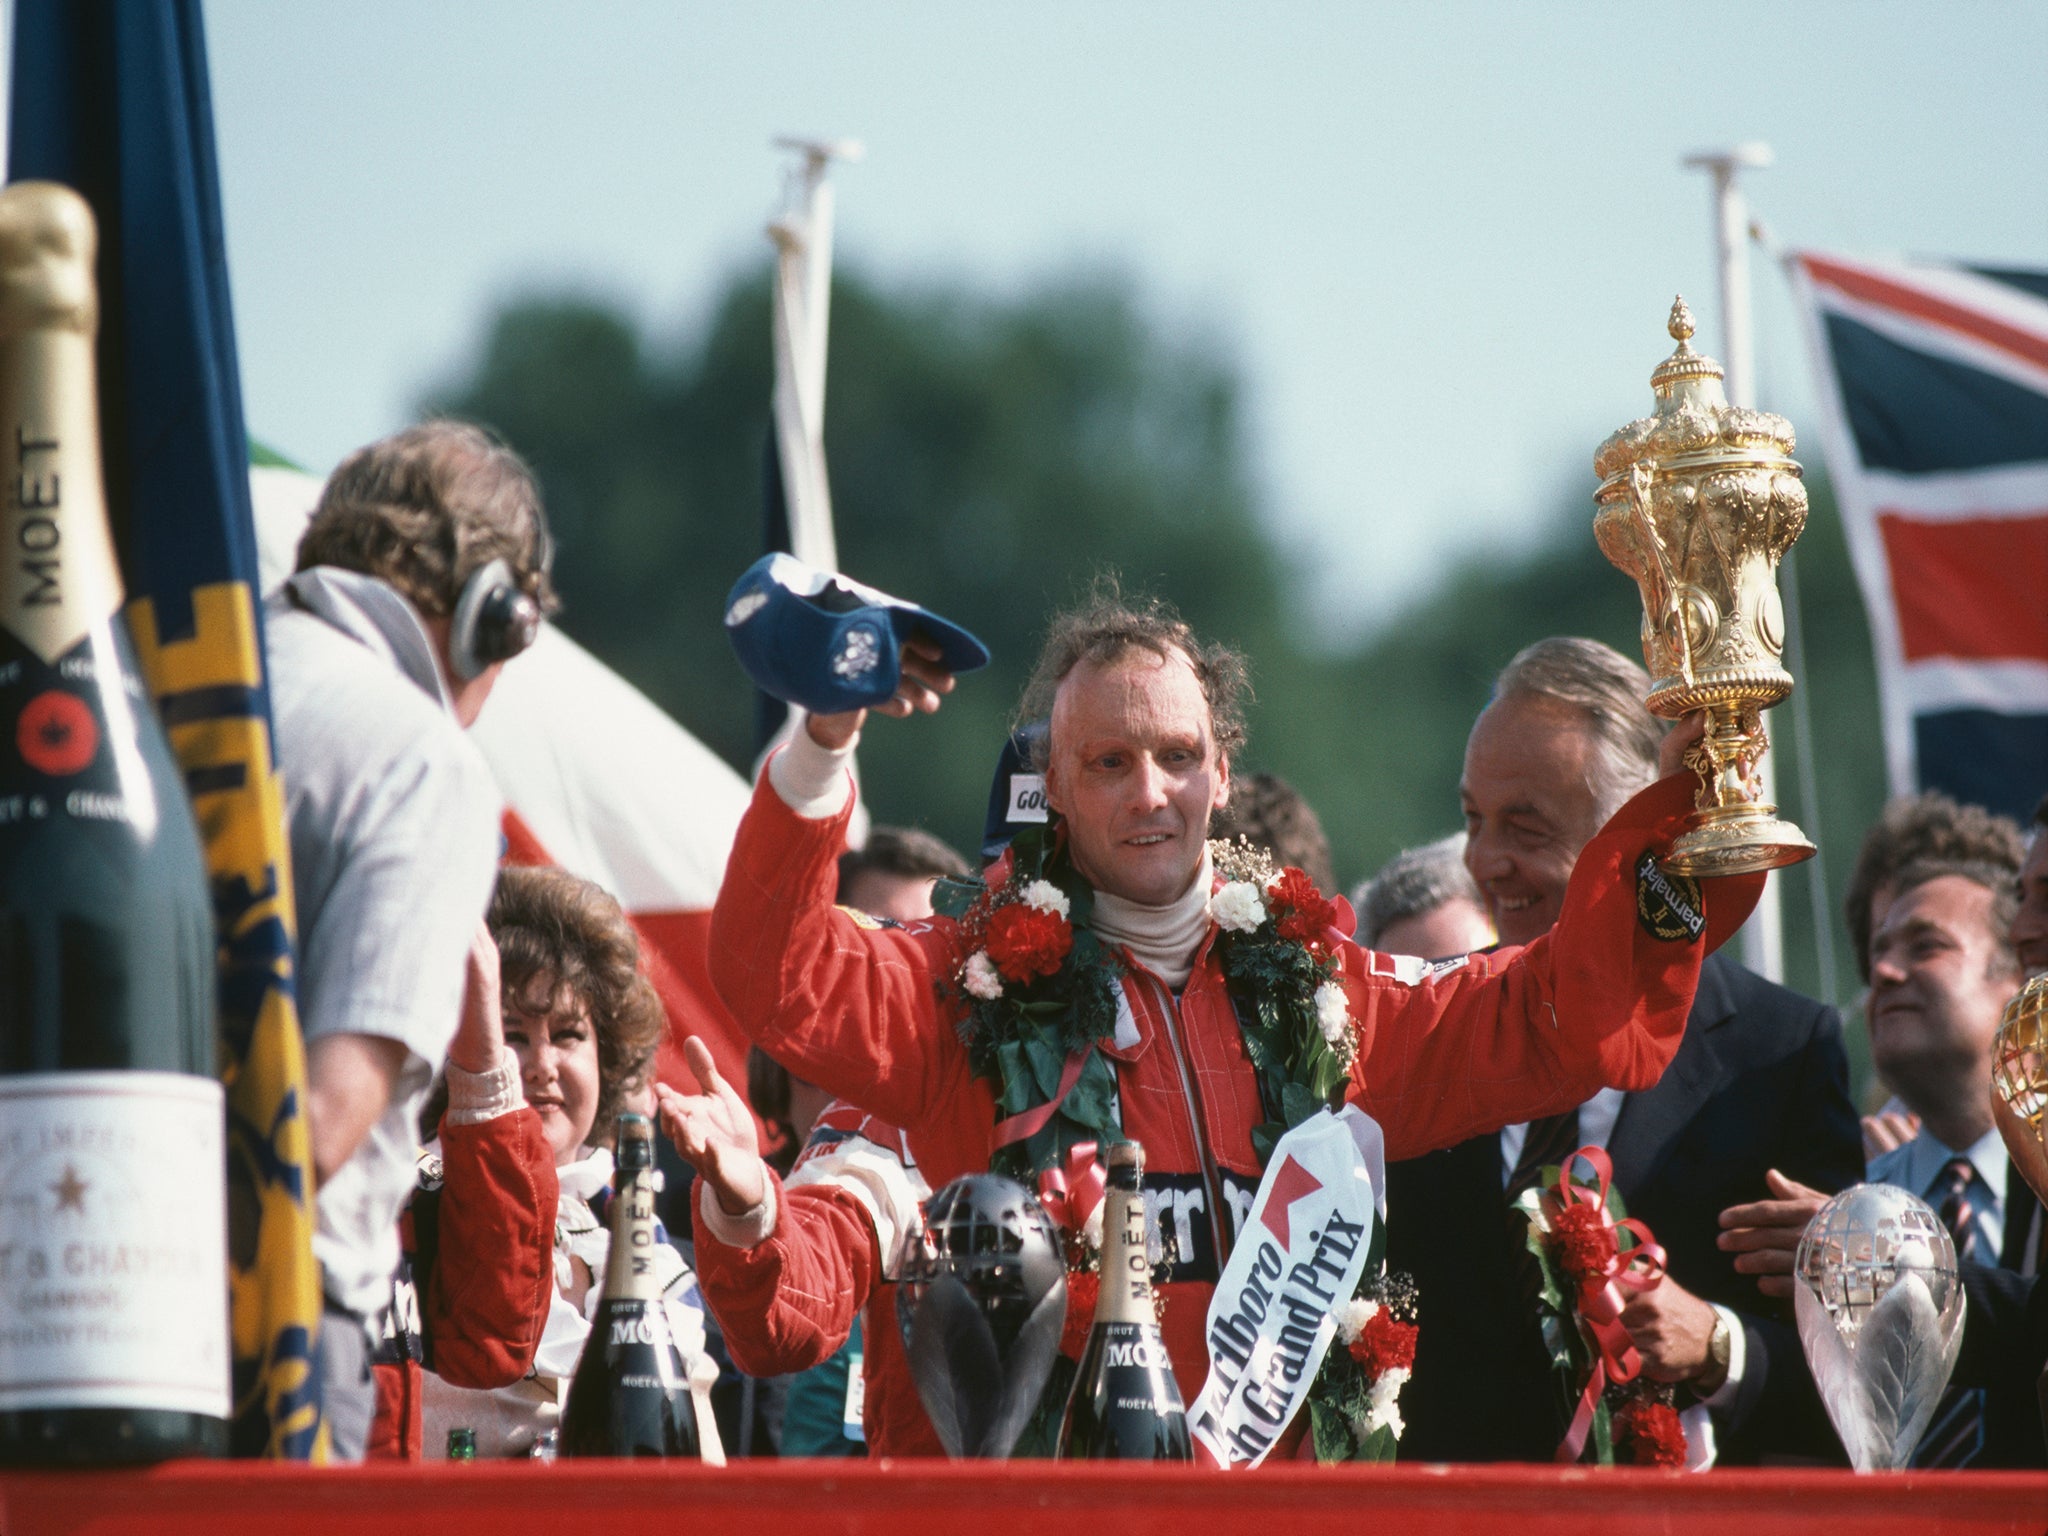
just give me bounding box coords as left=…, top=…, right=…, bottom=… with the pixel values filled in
left=266, top=420, right=554, bottom=1458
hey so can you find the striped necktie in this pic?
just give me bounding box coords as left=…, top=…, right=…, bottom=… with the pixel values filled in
left=1914, top=1157, right=1986, bottom=1469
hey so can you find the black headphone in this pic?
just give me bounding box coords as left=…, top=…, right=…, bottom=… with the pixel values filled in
left=448, top=557, right=542, bottom=680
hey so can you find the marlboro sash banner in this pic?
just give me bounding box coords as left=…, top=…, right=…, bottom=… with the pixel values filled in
left=1189, top=1107, right=1385, bottom=1468
left=1787, top=252, right=2048, bottom=821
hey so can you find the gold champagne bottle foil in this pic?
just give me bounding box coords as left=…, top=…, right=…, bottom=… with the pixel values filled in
left=0, top=182, right=124, bottom=664
left=599, top=1114, right=662, bottom=1304
left=1095, top=1142, right=1156, bottom=1326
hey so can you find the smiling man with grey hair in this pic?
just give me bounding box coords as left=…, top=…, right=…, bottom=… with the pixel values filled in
left=1387, top=634, right=1860, bottom=1466
left=1462, top=637, right=1664, bottom=941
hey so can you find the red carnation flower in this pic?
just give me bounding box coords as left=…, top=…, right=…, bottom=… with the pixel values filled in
left=1550, top=1202, right=1616, bottom=1285
left=1061, top=1269, right=1098, bottom=1360
left=985, top=902, right=1073, bottom=982
left=1269, top=867, right=1338, bottom=946
left=1346, top=1309, right=1418, bottom=1379
left=1615, top=1397, right=1687, bottom=1468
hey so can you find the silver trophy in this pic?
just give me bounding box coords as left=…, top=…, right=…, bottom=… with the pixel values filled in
left=1794, top=1183, right=1966, bottom=1470
left=896, top=1173, right=1068, bottom=1459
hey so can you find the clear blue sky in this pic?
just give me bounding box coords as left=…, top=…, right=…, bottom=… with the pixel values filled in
left=206, top=2, right=2048, bottom=643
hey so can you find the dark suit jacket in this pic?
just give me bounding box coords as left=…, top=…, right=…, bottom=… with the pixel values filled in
left=1946, top=1175, right=2046, bottom=1466
left=1386, top=951, right=1862, bottom=1464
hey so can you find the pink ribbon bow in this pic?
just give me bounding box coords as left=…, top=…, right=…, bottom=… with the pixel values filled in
left=1548, top=1146, right=1667, bottom=1464
left=1036, top=1140, right=1106, bottom=1238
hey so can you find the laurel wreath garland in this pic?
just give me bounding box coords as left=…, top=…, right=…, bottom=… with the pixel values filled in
left=1204, top=838, right=1360, bottom=1164
left=936, top=829, right=1415, bottom=1462
left=933, top=823, right=1125, bottom=1185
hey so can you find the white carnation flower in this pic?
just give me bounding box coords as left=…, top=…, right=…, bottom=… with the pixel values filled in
left=1315, top=980, right=1352, bottom=1047
left=1337, top=1296, right=1380, bottom=1344
left=1021, top=879, right=1070, bottom=919
left=1363, top=1367, right=1410, bottom=1439
left=963, top=950, right=1005, bottom=1000
left=1209, top=880, right=1267, bottom=933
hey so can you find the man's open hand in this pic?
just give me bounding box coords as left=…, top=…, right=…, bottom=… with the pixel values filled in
left=804, top=638, right=957, bottom=751
left=655, top=1037, right=768, bottom=1217
left=1718, top=1168, right=1827, bottom=1300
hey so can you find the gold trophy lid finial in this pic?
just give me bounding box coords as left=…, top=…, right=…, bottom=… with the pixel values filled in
left=1650, top=294, right=1722, bottom=398
left=1596, top=295, right=1799, bottom=483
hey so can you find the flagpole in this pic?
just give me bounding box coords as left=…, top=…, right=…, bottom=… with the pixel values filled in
left=1684, top=143, right=1788, bottom=985
left=762, top=136, right=869, bottom=840
left=769, top=136, right=862, bottom=576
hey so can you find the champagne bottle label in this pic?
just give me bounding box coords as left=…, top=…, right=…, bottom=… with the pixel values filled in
left=0, top=1072, right=228, bottom=1417
left=1, top=630, right=160, bottom=834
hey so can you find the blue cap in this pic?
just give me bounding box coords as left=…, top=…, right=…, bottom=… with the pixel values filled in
left=724, top=553, right=991, bottom=717
left=981, top=720, right=1051, bottom=859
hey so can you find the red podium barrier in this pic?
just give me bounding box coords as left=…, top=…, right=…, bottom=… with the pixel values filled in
left=3, top=1461, right=2046, bottom=1536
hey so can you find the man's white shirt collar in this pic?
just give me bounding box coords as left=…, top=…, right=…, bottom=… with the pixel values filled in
left=284, top=565, right=459, bottom=717
left=1873, top=1122, right=2011, bottom=1257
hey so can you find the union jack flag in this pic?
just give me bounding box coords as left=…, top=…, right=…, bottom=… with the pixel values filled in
left=1790, top=253, right=2048, bottom=822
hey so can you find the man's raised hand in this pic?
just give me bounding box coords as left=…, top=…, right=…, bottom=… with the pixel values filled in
left=804, top=637, right=956, bottom=751
left=1657, top=711, right=1709, bottom=781
left=656, top=1037, right=768, bottom=1217
left=446, top=920, right=508, bottom=1078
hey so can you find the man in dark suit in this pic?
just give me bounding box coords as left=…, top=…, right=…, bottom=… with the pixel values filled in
left=1722, top=848, right=2045, bottom=1468
left=1387, top=638, right=1862, bottom=1465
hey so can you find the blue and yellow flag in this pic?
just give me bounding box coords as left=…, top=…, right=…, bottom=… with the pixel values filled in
left=9, top=0, right=325, bottom=1458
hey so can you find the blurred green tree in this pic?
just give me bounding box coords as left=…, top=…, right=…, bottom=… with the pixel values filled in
left=424, top=267, right=1888, bottom=1070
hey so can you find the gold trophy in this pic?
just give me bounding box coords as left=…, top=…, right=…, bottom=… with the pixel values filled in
left=1593, top=297, right=1817, bottom=877
left=1992, top=975, right=2048, bottom=1211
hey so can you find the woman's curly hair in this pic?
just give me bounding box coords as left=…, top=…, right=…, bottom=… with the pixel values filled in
left=490, top=865, right=665, bottom=1145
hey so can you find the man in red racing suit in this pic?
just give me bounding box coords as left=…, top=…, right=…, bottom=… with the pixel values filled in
left=685, top=597, right=1760, bottom=1456
left=687, top=1099, right=944, bottom=1456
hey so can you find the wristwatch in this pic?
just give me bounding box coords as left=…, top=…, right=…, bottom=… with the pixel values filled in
left=1699, top=1309, right=1733, bottom=1395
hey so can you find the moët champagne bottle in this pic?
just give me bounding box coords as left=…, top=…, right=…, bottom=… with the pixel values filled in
left=558, top=1113, right=700, bottom=1458
left=1057, top=1140, right=1193, bottom=1460
left=0, top=183, right=228, bottom=1463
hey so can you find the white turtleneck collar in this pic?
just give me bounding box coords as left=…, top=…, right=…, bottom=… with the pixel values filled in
left=1089, top=843, right=1214, bottom=992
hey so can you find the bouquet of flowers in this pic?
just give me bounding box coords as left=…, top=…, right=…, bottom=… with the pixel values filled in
left=1514, top=1146, right=1681, bottom=1467
left=1307, top=1268, right=1421, bottom=1463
